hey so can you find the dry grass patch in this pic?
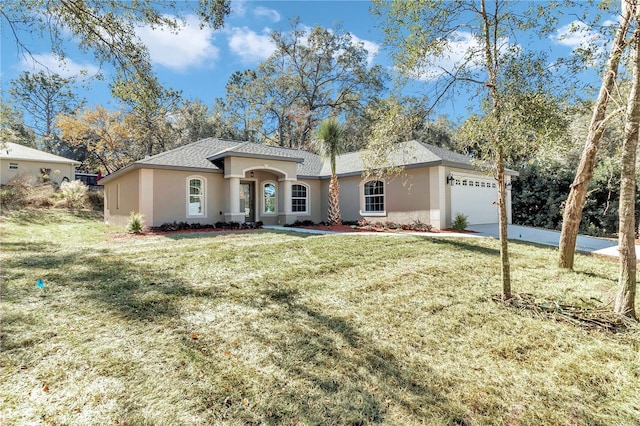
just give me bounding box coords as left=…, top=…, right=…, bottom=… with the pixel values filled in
left=1, top=210, right=638, bottom=425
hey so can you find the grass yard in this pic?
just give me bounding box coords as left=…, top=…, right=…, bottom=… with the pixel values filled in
left=1, top=210, right=639, bottom=425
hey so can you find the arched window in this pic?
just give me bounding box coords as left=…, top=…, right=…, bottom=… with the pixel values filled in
left=291, top=183, right=309, bottom=214
left=364, top=180, right=385, bottom=213
left=263, top=182, right=277, bottom=214
left=187, top=176, right=206, bottom=217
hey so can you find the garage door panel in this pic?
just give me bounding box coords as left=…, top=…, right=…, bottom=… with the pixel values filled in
left=451, top=178, right=498, bottom=225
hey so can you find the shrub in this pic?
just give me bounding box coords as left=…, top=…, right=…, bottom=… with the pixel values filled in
left=452, top=213, right=469, bottom=232
left=126, top=211, right=145, bottom=234
left=60, top=180, right=88, bottom=209
left=0, top=174, right=60, bottom=210
left=87, top=189, right=104, bottom=211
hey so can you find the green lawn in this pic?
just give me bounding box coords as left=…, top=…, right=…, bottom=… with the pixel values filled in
left=1, top=210, right=638, bottom=425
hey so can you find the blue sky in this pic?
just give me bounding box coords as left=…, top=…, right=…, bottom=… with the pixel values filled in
left=0, top=1, right=614, bottom=124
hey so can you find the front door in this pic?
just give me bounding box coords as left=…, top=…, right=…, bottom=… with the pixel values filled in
left=240, top=182, right=255, bottom=222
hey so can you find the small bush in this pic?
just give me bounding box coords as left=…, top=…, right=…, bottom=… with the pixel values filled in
left=452, top=213, right=469, bottom=232
left=126, top=211, right=145, bottom=234
left=0, top=175, right=61, bottom=210
left=87, top=189, right=104, bottom=211
left=60, top=180, right=89, bottom=209
left=403, top=220, right=433, bottom=232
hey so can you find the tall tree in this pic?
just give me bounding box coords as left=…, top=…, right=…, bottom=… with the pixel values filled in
left=374, top=0, right=568, bottom=300
left=1, top=1, right=229, bottom=86
left=271, top=22, right=386, bottom=149
left=172, top=99, right=238, bottom=147
left=216, top=70, right=265, bottom=142
left=57, top=106, right=134, bottom=173
left=0, top=103, right=36, bottom=148
left=111, top=71, right=182, bottom=157
left=317, top=117, right=345, bottom=225
left=218, top=21, right=386, bottom=149
left=615, top=15, right=640, bottom=319
left=8, top=71, right=83, bottom=152
left=558, top=1, right=636, bottom=269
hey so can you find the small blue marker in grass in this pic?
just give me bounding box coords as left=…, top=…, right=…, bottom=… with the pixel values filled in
left=36, top=278, right=45, bottom=289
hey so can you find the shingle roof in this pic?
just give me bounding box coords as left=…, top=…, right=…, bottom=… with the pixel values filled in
left=138, top=138, right=238, bottom=170
left=0, top=142, right=80, bottom=165
left=136, top=138, right=325, bottom=176
left=319, top=140, right=481, bottom=176
left=102, top=138, right=496, bottom=182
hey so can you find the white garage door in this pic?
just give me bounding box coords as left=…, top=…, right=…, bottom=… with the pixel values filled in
left=450, top=176, right=498, bottom=225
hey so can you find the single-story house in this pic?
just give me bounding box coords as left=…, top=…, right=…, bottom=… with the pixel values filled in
left=99, top=138, right=517, bottom=230
left=0, top=142, right=80, bottom=186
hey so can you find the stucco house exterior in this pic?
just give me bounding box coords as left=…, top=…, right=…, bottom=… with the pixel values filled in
left=99, top=138, right=517, bottom=230
left=0, top=142, right=80, bottom=186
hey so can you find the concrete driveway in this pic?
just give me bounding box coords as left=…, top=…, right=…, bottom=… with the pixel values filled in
left=467, top=223, right=631, bottom=258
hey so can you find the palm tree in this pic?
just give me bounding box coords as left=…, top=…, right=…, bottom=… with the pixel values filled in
left=317, top=117, right=344, bottom=225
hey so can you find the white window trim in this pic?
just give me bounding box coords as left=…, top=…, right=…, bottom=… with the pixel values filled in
left=262, top=180, right=278, bottom=216
left=186, top=175, right=207, bottom=218
left=291, top=183, right=310, bottom=215
left=359, top=178, right=386, bottom=217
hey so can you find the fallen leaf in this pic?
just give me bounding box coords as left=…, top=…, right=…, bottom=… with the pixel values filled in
left=243, top=398, right=249, bottom=406
left=43, top=384, right=50, bottom=392
left=189, top=333, right=198, bottom=340
left=224, top=351, right=231, bottom=356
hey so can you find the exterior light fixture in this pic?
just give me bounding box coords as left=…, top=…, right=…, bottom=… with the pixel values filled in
left=446, top=173, right=455, bottom=185
left=250, top=171, right=254, bottom=178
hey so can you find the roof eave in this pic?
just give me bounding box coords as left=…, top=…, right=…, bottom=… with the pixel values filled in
left=98, top=163, right=222, bottom=184
left=2, top=156, right=81, bottom=165
left=207, top=152, right=304, bottom=163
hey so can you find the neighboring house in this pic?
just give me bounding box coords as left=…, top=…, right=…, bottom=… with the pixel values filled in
left=99, top=138, right=517, bottom=229
left=0, top=142, right=80, bottom=186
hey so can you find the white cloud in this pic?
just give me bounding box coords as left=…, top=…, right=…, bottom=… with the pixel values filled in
left=350, top=34, right=380, bottom=67
left=254, top=6, right=281, bottom=23
left=550, top=20, right=604, bottom=51
left=18, top=53, right=100, bottom=79
left=227, top=27, right=276, bottom=63
left=411, top=31, right=485, bottom=82
left=232, top=0, right=248, bottom=18
left=136, top=14, right=219, bottom=72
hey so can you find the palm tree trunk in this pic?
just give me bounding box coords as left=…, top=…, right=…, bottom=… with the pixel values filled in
left=327, top=175, right=342, bottom=225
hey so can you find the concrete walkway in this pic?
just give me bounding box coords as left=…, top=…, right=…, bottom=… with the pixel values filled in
left=467, top=223, right=630, bottom=258
left=265, top=224, right=633, bottom=259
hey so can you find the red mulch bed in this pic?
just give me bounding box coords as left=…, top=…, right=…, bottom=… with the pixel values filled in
left=110, top=227, right=261, bottom=239
left=110, top=225, right=479, bottom=239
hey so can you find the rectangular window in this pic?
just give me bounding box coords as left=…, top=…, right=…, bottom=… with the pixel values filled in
left=364, top=180, right=384, bottom=213
left=188, top=178, right=204, bottom=216
left=9, top=162, right=18, bottom=170
left=291, top=184, right=308, bottom=213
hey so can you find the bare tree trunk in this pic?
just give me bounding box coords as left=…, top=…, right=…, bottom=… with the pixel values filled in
left=559, top=0, right=635, bottom=269
left=327, top=175, right=342, bottom=225
left=497, top=147, right=511, bottom=300
left=616, top=26, right=640, bottom=319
